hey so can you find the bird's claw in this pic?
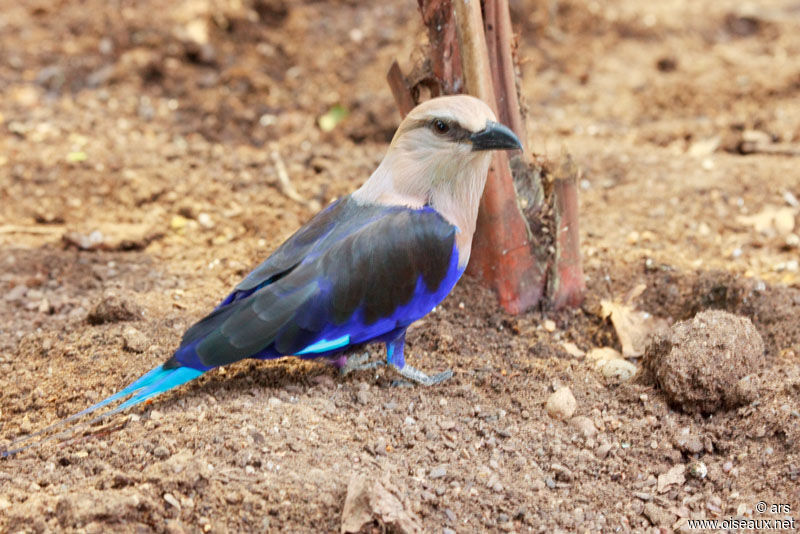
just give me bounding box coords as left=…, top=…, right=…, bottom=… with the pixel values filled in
left=392, top=364, right=453, bottom=386
left=339, top=353, right=384, bottom=376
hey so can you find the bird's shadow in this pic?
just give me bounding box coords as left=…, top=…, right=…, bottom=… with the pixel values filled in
left=149, top=347, right=384, bottom=412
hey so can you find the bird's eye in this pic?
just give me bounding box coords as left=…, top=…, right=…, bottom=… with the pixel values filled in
left=432, top=119, right=450, bottom=134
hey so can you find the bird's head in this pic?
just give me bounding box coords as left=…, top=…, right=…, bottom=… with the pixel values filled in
left=356, top=95, right=522, bottom=261
left=390, top=95, right=522, bottom=160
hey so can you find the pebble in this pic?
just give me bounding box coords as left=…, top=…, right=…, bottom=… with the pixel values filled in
left=722, top=461, right=733, bottom=473
left=153, top=446, right=170, bottom=459
left=569, top=416, right=597, bottom=438
left=165, top=520, right=187, bottom=534
left=197, top=213, right=214, bottom=229
left=163, top=493, right=181, bottom=509
left=643, top=503, right=675, bottom=526
left=657, top=464, right=686, bottom=493
left=123, top=326, right=148, bottom=353
left=543, top=319, right=556, bottom=332
left=596, top=357, right=637, bottom=380
left=429, top=466, right=447, bottom=479
left=595, top=443, right=612, bottom=459
left=445, top=508, right=456, bottom=522
left=268, top=397, right=282, bottom=408
left=687, top=461, right=707, bottom=479
left=355, top=389, right=370, bottom=405
left=19, top=415, right=32, bottom=434
left=6, top=285, right=27, bottom=302
left=633, top=492, right=652, bottom=501
left=551, top=463, right=573, bottom=482
left=404, top=416, right=415, bottom=426
left=674, top=428, right=704, bottom=454
left=545, top=387, right=577, bottom=420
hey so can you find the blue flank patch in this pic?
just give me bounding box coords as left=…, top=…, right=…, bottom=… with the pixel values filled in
left=296, top=335, right=351, bottom=355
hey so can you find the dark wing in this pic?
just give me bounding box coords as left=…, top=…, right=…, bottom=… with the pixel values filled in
left=181, top=196, right=372, bottom=346
left=167, top=206, right=458, bottom=370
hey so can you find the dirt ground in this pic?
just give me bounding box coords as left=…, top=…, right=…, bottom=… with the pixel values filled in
left=1, top=0, right=800, bottom=532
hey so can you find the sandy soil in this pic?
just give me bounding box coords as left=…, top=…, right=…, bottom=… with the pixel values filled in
left=1, top=0, right=799, bottom=532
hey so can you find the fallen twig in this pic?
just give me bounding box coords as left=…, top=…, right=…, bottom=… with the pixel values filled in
left=270, top=146, right=307, bottom=205
left=739, top=142, right=800, bottom=157
left=0, top=224, right=64, bottom=235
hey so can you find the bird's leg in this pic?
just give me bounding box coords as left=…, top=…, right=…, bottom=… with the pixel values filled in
left=338, top=352, right=384, bottom=376
left=386, top=330, right=453, bottom=386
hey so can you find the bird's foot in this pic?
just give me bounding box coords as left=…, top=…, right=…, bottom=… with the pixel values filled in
left=339, top=353, right=385, bottom=376
left=392, top=364, right=453, bottom=386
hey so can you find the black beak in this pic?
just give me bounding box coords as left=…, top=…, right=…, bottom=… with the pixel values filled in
left=470, top=121, right=522, bottom=151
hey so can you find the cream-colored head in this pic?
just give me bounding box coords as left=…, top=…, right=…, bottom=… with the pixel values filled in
left=353, top=95, right=521, bottom=265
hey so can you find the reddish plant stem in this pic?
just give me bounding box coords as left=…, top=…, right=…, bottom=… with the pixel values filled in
left=387, top=60, right=416, bottom=117
left=549, top=156, right=585, bottom=309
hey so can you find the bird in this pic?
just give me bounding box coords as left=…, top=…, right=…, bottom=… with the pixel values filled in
left=2, top=95, right=521, bottom=456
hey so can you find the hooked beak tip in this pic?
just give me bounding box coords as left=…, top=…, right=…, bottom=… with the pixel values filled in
left=470, top=121, right=523, bottom=152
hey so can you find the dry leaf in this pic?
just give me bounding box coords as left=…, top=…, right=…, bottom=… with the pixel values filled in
left=600, top=285, right=669, bottom=357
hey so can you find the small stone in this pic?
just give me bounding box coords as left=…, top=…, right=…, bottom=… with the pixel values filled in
left=429, top=466, right=447, bottom=479
left=545, top=387, right=577, bottom=420
left=673, top=428, right=704, bottom=454
left=373, top=437, right=387, bottom=456
left=596, top=357, right=637, bottom=381
left=355, top=389, right=370, bottom=405
left=163, top=493, right=181, bottom=509
left=551, top=463, right=573, bottom=482
left=153, top=446, right=170, bottom=459
left=445, top=508, right=456, bottom=522
left=543, top=319, right=556, bottom=332
left=165, top=520, right=187, bottom=534
left=688, top=461, right=708, bottom=479
left=19, top=415, right=32, bottom=434
left=268, top=397, right=282, bottom=408
left=657, top=464, right=686, bottom=493
left=5, top=284, right=27, bottom=302
left=643, top=502, right=676, bottom=526
left=561, top=342, right=585, bottom=358
left=123, top=326, right=148, bottom=353
left=722, top=461, right=733, bottom=473
left=404, top=416, right=415, bottom=426
left=633, top=492, right=652, bottom=501
left=197, top=213, right=214, bottom=229
left=595, top=443, right=612, bottom=459
left=569, top=416, right=597, bottom=438
left=38, top=298, right=52, bottom=314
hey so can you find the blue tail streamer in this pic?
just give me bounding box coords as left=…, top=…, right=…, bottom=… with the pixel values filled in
left=1, top=365, right=204, bottom=458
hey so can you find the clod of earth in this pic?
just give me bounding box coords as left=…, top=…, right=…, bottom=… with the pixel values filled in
left=643, top=309, right=765, bottom=413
